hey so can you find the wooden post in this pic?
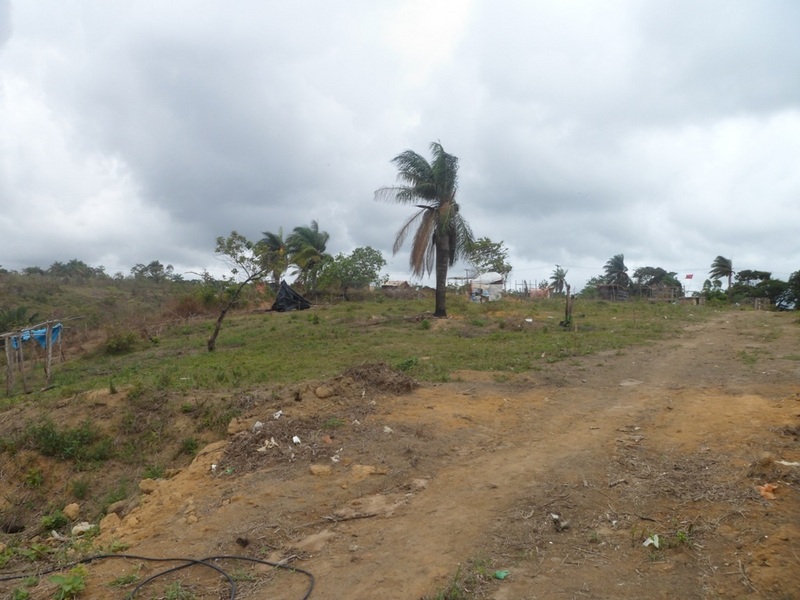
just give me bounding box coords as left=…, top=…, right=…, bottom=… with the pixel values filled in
left=560, top=283, right=574, bottom=328
left=45, top=322, right=53, bottom=386
left=4, top=335, right=14, bottom=396
left=17, top=335, right=29, bottom=394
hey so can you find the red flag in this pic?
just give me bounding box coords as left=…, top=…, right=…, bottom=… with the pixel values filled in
left=685, top=274, right=694, bottom=279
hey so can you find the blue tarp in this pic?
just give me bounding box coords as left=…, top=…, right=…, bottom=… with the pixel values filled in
left=10, top=323, right=62, bottom=349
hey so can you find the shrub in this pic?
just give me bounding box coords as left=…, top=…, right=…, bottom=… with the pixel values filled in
left=104, top=328, right=139, bottom=355
left=23, top=419, right=113, bottom=463
left=169, top=295, right=206, bottom=319
left=180, top=437, right=199, bottom=456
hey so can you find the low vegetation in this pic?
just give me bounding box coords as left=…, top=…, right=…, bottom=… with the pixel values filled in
left=0, top=285, right=738, bottom=589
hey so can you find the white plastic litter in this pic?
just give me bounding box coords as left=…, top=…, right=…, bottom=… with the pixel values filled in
left=643, top=534, right=660, bottom=549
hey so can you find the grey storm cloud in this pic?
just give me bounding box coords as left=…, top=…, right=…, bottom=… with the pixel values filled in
left=1, top=0, right=798, bottom=285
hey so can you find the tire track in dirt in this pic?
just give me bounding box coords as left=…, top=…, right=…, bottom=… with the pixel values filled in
left=282, top=313, right=756, bottom=598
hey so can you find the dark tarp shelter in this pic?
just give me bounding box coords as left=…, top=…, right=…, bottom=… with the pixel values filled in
left=271, top=281, right=311, bottom=312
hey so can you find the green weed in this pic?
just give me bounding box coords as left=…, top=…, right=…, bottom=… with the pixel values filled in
left=739, top=350, right=758, bottom=365
left=107, top=539, right=130, bottom=553
left=24, top=468, right=44, bottom=488
left=50, top=565, right=88, bottom=599
left=69, top=478, right=91, bottom=500
left=180, top=437, right=199, bottom=456
left=322, top=417, right=345, bottom=429
left=143, top=464, right=165, bottom=479
left=163, top=581, right=196, bottom=599
left=41, top=510, right=69, bottom=532
left=18, top=543, right=51, bottom=561
left=108, top=572, right=138, bottom=587
left=396, top=356, right=419, bottom=372
left=22, top=419, right=113, bottom=463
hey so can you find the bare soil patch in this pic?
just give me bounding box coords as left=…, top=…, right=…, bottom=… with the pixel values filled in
left=2, top=310, right=799, bottom=599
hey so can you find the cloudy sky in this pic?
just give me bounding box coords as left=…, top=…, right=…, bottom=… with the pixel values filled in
left=1, top=0, right=798, bottom=290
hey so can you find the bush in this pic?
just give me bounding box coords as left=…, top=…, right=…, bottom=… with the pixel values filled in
left=41, top=510, right=69, bottom=532
left=169, top=295, right=206, bottom=319
left=104, top=328, right=139, bottom=355
left=23, top=419, right=113, bottom=463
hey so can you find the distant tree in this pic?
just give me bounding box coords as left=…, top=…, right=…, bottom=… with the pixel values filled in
left=734, top=270, right=771, bottom=286
left=287, top=220, right=330, bottom=292
left=757, top=279, right=790, bottom=308
left=728, top=270, right=791, bottom=307
left=317, top=247, right=387, bottom=300
left=781, top=271, right=800, bottom=309
left=709, top=256, right=734, bottom=290
left=466, top=238, right=512, bottom=281
left=131, top=260, right=175, bottom=283
left=259, top=227, right=290, bottom=286
left=701, top=278, right=726, bottom=302
left=47, top=259, right=104, bottom=282
left=375, top=141, right=474, bottom=317
left=603, top=254, right=631, bottom=287
left=206, top=232, right=269, bottom=352
left=578, top=276, right=604, bottom=298
left=632, top=266, right=681, bottom=288
left=550, top=265, right=569, bottom=295
left=22, top=266, right=45, bottom=276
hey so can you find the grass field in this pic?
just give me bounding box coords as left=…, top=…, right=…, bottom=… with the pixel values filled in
left=8, top=294, right=716, bottom=404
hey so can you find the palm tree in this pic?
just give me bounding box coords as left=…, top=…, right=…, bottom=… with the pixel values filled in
left=287, top=220, right=330, bottom=291
left=375, top=142, right=473, bottom=317
left=550, top=265, right=568, bottom=295
left=709, top=255, right=734, bottom=290
left=603, top=254, right=631, bottom=287
left=259, top=227, right=290, bottom=286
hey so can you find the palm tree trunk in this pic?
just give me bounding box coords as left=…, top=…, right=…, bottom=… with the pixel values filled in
left=434, top=237, right=449, bottom=317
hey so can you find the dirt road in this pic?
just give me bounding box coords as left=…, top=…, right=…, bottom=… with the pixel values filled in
left=12, top=309, right=800, bottom=599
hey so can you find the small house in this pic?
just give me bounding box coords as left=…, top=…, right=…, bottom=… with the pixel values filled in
left=470, top=272, right=504, bottom=302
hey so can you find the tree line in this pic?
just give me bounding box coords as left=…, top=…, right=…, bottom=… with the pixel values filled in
left=578, top=253, right=799, bottom=309
left=4, top=141, right=797, bottom=324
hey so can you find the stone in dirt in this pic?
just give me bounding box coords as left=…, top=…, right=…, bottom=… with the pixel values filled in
left=315, top=384, right=337, bottom=399
left=139, top=478, right=159, bottom=494
left=63, top=502, right=80, bottom=521
left=310, top=464, right=333, bottom=476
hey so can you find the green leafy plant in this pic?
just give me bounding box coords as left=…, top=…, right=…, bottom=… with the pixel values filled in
left=41, top=510, right=69, bottom=532
left=49, top=565, right=87, bottom=599
left=18, top=543, right=51, bottom=562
